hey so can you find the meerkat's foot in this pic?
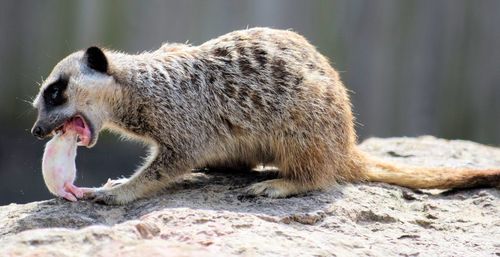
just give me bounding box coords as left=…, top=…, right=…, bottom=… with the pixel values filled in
left=79, top=178, right=133, bottom=204
left=246, top=179, right=315, bottom=198
left=81, top=186, right=139, bottom=205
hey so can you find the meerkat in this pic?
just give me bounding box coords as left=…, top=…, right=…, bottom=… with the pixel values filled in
left=31, top=27, right=500, bottom=205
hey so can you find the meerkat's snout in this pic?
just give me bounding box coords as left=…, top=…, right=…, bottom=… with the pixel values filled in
left=31, top=113, right=65, bottom=139
left=31, top=124, right=44, bottom=138
left=31, top=122, right=49, bottom=139
left=31, top=46, right=109, bottom=145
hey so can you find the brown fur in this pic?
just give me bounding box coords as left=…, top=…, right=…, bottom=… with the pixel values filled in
left=366, top=159, right=500, bottom=189
left=32, top=28, right=499, bottom=204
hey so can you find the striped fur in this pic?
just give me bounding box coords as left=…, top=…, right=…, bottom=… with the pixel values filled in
left=33, top=28, right=499, bottom=204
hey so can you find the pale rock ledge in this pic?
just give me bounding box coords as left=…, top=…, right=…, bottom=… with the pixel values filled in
left=1, top=136, right=499, bottom=257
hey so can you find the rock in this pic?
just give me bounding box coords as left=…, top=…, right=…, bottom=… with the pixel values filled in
left=0, top=136, right=499, bottom=257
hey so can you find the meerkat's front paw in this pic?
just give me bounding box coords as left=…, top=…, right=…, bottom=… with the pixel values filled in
left=81, top=187, right=135, bottom=205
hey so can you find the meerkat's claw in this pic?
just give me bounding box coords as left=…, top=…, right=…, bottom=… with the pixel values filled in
left=82, top=189, right=120, bottom=205
left=80, top=188, right=97, bottom=199
left=102, top=178, right=129, bottom=189
left=92, top=191, right=119, bottom=205
left=81, top=186, right=137, bottom=205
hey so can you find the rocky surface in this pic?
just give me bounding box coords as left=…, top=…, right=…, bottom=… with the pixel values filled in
left=0, top=136, right=499, bottom=257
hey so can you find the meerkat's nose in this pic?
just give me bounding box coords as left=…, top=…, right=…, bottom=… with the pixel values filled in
left=31, top=125, right=45, bottom=139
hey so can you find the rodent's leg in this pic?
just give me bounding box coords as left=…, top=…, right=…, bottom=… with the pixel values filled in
left=64, top=182, right=83, bottom=198
left=82, top=146, right=188, bottom=205
left=59, top=189, right=78, bottom=202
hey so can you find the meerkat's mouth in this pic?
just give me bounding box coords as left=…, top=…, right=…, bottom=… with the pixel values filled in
left=53, top=115, right=92, bottom=146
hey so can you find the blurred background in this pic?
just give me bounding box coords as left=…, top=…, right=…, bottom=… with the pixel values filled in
left=0, top=0, right=499, bottom=205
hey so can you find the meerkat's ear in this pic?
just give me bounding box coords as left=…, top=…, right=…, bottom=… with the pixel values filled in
left=85, top=46, right=108, bottom=73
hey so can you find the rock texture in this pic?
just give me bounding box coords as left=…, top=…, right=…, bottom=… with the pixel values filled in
left=1, top=136, right=499, bottom=257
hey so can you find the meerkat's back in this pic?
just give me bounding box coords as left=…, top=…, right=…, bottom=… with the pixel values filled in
left=174, top=28, right=370, bottom=194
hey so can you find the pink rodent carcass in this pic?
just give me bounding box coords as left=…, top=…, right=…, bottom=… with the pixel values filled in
left=42, top=126, right=83, bottom=201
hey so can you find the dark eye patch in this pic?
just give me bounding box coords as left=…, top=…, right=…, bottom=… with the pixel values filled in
left=43, top=77, right=68, bottom=108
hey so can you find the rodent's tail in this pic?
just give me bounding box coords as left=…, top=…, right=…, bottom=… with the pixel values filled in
left=364, top=157, right=500, bottom=190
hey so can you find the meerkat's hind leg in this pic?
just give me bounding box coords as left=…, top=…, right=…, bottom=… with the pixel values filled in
left=245, top=164, right=326, bottom=198
left=246, top=139, right=339, bottom=198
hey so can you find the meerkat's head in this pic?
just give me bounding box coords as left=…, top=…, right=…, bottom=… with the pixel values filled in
left=31, top=46, right=116, bottom=148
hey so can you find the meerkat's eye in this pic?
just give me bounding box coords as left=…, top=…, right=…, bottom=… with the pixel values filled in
left=43, top=77, right=68, bottom=107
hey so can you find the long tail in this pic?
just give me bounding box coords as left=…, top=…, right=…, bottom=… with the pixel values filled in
left=364, top=157, right=500, bottom=190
